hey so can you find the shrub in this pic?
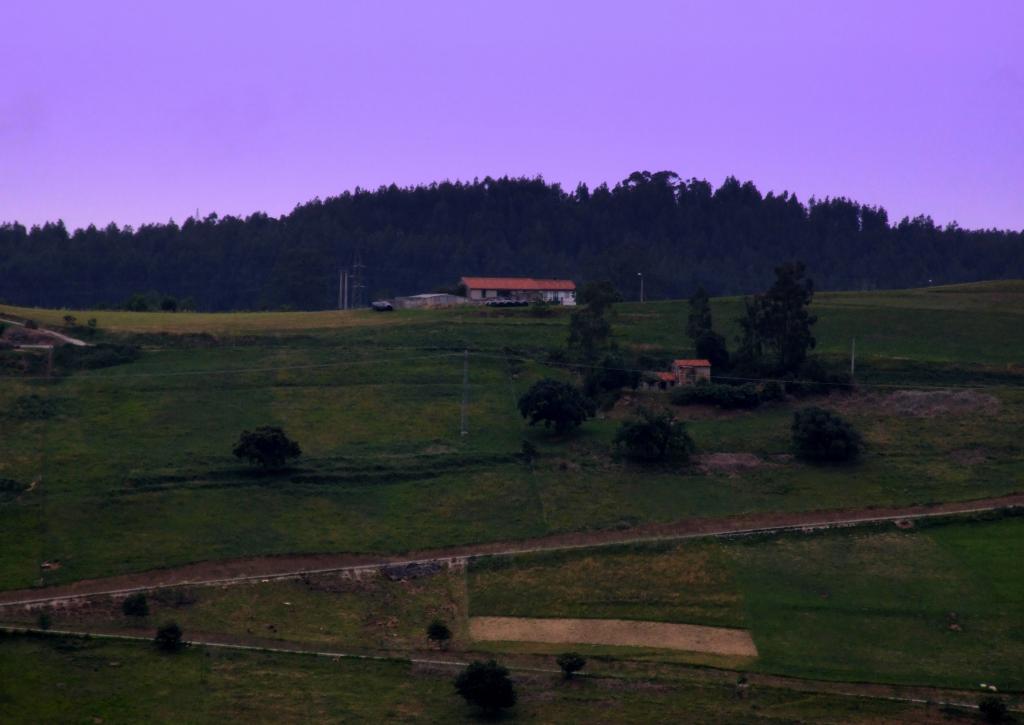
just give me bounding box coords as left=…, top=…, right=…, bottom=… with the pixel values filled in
left=8, top=394, right=59, bottom=420
left=426, top=620, right=452, bottom=649
left=785, top=358, right=853, bottom=396
left=556, top=652, right=586, bottom=679
left=154, top=622, right=184, bottom=652
left=0, top=478, right=28, bottom=503
left=37, top=611, right=52, bottom=630
left=123, top=293, right=152, bottom=312
left=760, top=381, right=786, bottom=402
left=122, top=592, right=149, bottom=617
left=453, top=660, right=516, bottom=715
left=584, top=352, right=640, bottom=398
left=614, top=408, right=695, bottom=463
left=978, top=697, right=1008, bottom=723
left=528, top=300, right=556, bottom=317
left=53, top=343, right=140, bottom=371
left=671, top=382, right=761, bottom=410
left=791, top=407, right=862, bottom=463
left=576, top=280, right=623, bottom=313
left=517, top=379, right=595, bottom=434
left=233, top=426, right=302, bottom=469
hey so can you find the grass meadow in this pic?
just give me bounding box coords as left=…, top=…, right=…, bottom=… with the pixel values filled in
left=0, top=632, right=962, bottom=724
left=468, top=515, right=1024, bottom=691
left=1, top=282, right=1023, bottom=590
left=8, top=516, right=1021, bottom=693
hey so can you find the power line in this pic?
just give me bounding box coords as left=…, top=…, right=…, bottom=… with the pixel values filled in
left=2, top=343, right=1021, bottom=391
left=465, top=351, right=1024, bottom=391
left=0, top=352, right=462, bottom=380
left=350, top=249, right=366, bottom=308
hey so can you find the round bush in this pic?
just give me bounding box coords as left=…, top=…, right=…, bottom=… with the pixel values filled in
left=791, top=407, right=862, bottom=463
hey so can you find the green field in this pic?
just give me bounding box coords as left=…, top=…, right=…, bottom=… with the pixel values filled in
left=468, top=516, right=1024, bottom=690
left=0, top=633, right=965, bottom=724
left=1, top=282, right=1023, bottom=589
left=8, top=516, right=1022, bottom=693
left=2, top=282, right=1024, bottom=718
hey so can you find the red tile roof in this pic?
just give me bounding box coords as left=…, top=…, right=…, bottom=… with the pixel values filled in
left=656, top=372, right=677, bottom=382
left=673, top=359, right=712, bottom=368
left=461, top=276, right=576, bottom=291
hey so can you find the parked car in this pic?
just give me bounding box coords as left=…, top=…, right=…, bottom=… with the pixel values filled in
left=484, top=298, right=529, bottom=307
left=370, top=300, right=394, bottom=312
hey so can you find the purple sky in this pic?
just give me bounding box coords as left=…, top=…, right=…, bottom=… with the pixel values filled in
left=2, top=1, right=1022, bottom=231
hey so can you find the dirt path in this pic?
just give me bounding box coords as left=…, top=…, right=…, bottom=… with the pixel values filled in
left=469, top=616, right=758, bottom=656
left=0, top=316, right=89, bottom=347
left=1, top=492, right=1021, bottom=607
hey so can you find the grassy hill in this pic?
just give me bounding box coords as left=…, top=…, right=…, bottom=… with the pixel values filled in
left=1, top=282, right=1023, bottom=715
left=1, top=282, right=1022, bottom=589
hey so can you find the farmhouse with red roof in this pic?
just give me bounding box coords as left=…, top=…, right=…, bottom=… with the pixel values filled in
left=460, top=276, right=576, bottom=305
left=642, top=358, right=712, bottom=391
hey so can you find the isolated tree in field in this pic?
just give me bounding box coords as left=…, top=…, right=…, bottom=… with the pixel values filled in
left=122, top=592, right=149, bottom=617
left=695, top=330, right=730, bottom=370
left=614, top=408, right=695, bottom=463
left=736, top=262, right=816, bottom=374
left=556, top=652, right=586, bottom=679
left=686, top=286, right=713, bottom=340
left=576, top=280, right=623, bottom=316
left=791, top=407, right=862, bottom=463
left=154, top=621, right=183, bottom=652
left=518, top=379, right=596, bottom=434
left=232, top=426, right=301, bottom=469
left=567, top=305, right=612, bottom=362
left=686, top=286, right=730, bottom=369
left=427, top=620, right=452, bottom=650
left=453, top=659, right=516, bottom=715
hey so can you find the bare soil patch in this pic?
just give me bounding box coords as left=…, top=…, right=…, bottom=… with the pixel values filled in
left=696, top=452, right=770, bottom=476
left=1, top=326, right=59, bottom=346
left=829, top=389, right=1000, bottom=419
left=608, top=393, right=747, bottom=422
left=879, top=390, right=999, bottom=418
left=469, top=616, right=758, bottom=657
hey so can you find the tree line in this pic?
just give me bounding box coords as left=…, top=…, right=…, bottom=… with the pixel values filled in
left=2, top=171, right=1022, bottom=311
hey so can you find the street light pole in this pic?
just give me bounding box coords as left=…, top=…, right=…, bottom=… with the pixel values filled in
left=637, top=272, right=644, bottom=303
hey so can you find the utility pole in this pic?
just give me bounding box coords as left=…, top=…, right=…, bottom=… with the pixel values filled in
left=850, top=337, right=856, bottom=382
left=637, top=272, right=644, bottom=303
left=338, top=268, right=348, bottom=310
left=460, top=349, right=469, bottom=436
left=39, top=345, right=54, bottom=489
left=351, top=249, right=366, bottom=309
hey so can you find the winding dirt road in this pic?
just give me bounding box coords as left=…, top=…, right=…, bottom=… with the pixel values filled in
left=1, top=492, right=1020, bottom=608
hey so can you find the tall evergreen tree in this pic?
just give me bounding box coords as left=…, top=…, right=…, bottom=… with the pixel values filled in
left=1, top=174, right=1020, bottom=311
left=737, top=261, right=817, bottom=374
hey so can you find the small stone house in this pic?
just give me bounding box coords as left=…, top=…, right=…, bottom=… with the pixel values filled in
left=641, top=358, right=712, bottom=391
left=671, top=358, right=712, bottom=385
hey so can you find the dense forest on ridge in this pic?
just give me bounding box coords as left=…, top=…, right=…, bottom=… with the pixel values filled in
left=1, top=171, right=1021, bottom=311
